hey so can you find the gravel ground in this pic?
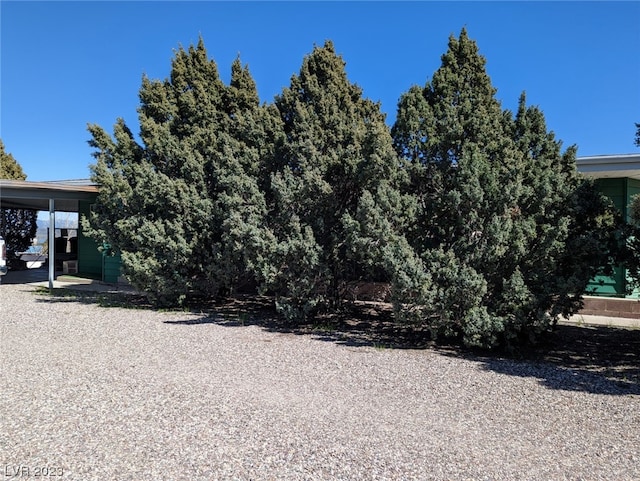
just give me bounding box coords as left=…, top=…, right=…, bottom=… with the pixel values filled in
left=1, top=283, right=639, bottom=481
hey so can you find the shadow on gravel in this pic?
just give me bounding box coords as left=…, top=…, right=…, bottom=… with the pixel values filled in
left=166, top=297, right=437, bottom=349
left=504, top=324, right=640, bottom=395
left=33, top=286, right=153, bottom=309
left=434, top=324, right=640, bottom=396
left=166, top=297, right=640, bottom=395
left=474, top=353, right=639, bottom=395
left=34, top=288, right=640, bottom=395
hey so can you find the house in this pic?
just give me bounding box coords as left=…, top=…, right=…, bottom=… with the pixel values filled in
left=576, top=153, right=640, bottom=318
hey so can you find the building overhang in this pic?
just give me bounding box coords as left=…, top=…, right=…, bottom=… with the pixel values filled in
left=576, top=154, right=640, bottom=181
left=0, top=179, right=98, bottom=212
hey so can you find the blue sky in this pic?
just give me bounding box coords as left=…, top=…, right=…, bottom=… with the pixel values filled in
left=1, top=1, right=639, bottom=181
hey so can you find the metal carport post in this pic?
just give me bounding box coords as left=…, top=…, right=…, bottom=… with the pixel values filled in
left=48, top=198, right=55, bottom=290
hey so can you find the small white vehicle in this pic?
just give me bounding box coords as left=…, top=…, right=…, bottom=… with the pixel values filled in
left=0, top=236, right=7, bottom=276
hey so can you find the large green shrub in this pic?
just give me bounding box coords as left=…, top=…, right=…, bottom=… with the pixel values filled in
left=391, top=29, right=618, bottom=348
left=255, top=41, right=408, bottom=321
left=85, top=40, right=274, bottom=305
left=85, top=33, right=621, bottom=350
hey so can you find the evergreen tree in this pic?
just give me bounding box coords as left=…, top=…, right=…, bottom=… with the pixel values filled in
left=506, top=93, right=619, bottom=339
left=392, top=30, right=617, bottom=348
left=0, top=140, right=28, bottom=180
left=85, top=39, right=272, bottom=305
left=0, top=140, right=38, bottom=264
left=257, top=41, right=406, bottom=320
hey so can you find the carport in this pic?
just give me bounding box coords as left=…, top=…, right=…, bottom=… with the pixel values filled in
left=0, top=179, right=99, bottom=289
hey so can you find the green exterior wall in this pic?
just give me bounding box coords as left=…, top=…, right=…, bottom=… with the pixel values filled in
left=587, top=177, right=640, bottom=298
left=77, top=199, right=122, bottom=283
left=77, top=200, right=103, bottom=278
left=595, top=177, right=640, bottom=221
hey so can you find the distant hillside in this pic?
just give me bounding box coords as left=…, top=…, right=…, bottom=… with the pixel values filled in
left=36, top=215, right=79, bottom=245
left=37, top=213, right=78, bottom=229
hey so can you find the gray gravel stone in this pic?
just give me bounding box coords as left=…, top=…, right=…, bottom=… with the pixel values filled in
left=1, top=284, right=638, bottom=480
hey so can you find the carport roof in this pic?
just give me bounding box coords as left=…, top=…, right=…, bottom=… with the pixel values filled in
left=0, top=179, right=98, bottom=212
left=576, top=154, right=640, bottom=180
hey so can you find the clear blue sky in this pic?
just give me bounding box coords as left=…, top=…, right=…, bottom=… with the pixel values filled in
left=1, top=1, right=639, bottom=181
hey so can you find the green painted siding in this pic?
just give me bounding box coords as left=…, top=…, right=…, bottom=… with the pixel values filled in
left=627, top=179, right=640, bottom=221
left=588, top=268, right=626, bottom=297
left=626, top=179, right=640, bottom=298
left=588, top=177, right=640, bottom=298
left=595, top=178, right=626, bottom=214
left=77, top=200, right=103, bottom=278
left=78, top=200, right=124, bottom=283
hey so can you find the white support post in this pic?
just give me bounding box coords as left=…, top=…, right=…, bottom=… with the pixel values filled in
left=48, top=198, right=55, bottom=290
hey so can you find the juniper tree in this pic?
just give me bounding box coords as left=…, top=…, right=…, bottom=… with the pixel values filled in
left=257, top=41, right=407, bottom=320
left=392, top=29, right=617, bottom=348
left=0, top=139, right=38, bottom=263
left=85, top=39, right=272, bottom=305
left=504, top=94, right=619, bottom=341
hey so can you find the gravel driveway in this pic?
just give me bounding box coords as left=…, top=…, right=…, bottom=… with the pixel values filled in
left=1, top=283, right=638, bottom=480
